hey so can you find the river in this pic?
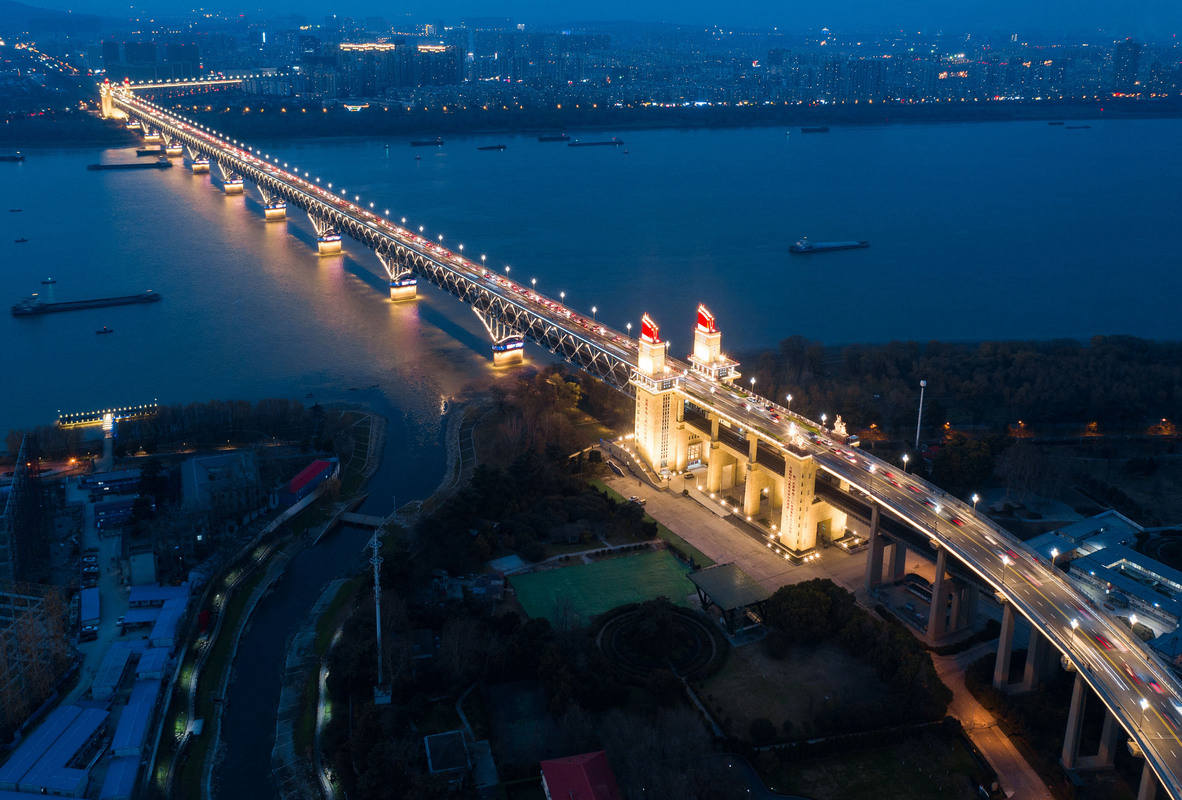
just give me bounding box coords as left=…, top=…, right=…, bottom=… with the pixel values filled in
left=1, top=117, right=1180, bottom=798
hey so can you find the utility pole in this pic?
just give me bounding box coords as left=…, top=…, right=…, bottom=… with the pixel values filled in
left=370, top=534, right=390, bottom=704
left=915, top=379, right=927, bottom=451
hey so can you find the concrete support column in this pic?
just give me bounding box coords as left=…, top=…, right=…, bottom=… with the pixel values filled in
left=742, top=468, right=763, bottom=517
left=949, top=585, right=962, bottom=633
left=865, top=505, right=884, bottom=592
left=1138, top=760, right=1159, bottom=800
left=889, top=540, right=907, bottom=580
left=1020, top=628, right=1050, bottom=692
left=706, top=445, right=723, bottom=494
left=927, top=547, right=948, bottom=642
left=1061, top=672, right=1087, bottom=769
left=1094, top=710, right=1121, bottom=769
left=993, top=602, right=1016, bottom=689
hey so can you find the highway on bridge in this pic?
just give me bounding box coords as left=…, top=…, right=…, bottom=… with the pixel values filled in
left=109, top=81, right=1182, bottom=799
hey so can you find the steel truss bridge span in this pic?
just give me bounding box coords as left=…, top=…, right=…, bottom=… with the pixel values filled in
left=106, top=82, right=1182, bottom=800
left=107, top=89, right=634, bottom=391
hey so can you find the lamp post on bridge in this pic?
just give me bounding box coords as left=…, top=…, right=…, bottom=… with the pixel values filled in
left=972, top=493, right=980, bottom=510
left=902, top=453, right=910, bottom=473
left=786, top=394, right=792, bottom=413
left=915, top=379, right=927, bottom=451
left=559, top=291, right=565, bottom=304
left=626, top=322, right=632, bottom=337
left=591, top=306, right=598, bottom=321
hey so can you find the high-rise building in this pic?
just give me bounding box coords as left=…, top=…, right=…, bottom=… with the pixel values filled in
left=1112, top=38, right=1142, bottom=94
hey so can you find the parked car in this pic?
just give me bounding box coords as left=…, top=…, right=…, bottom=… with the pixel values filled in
left=628, top=496, right=647, bottom=506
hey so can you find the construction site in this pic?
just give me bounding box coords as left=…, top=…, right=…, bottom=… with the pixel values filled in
left=0, top=582, right=72, bottom=742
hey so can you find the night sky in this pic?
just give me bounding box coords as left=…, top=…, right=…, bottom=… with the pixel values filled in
left=38, top=0, right=1182, bottom=37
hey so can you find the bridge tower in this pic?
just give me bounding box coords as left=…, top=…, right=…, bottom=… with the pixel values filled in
left=629, top=314, right=685, bottom=474
left=307, top=214, right=342, bottom=255
left=98, top=79, right=125, bottom=119
left=377, top=250, right=417, bottom=301
left=162, top=133, right=183, bottom=158
left=687, top=304, right=740, bottom=384
left=257, top=185, right=287, bottom=221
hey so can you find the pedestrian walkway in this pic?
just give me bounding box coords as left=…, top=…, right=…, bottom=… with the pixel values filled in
left=933, top=646, right=1054, bottom=800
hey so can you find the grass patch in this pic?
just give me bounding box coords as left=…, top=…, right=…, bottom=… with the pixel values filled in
left=511, top=550, right=694, bottom=624
left=588, top=478, right=628, bottom=503
left=700, top=642, right=885, bottom=740
left=757, top=728, right=986, bottom=800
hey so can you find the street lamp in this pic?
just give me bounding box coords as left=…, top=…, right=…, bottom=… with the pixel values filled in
left=915, top=379, right=927, bottom=450
left=1130, top=613, right=1138, bottom=629
left=591, top=306, right=598, bottom=320
left=821, top=413, right=828, bottom=426
left=750, top=376, right=756, bottom=393
left=786, top=394, right=792, bottom=412
left=1070, top=617, right=1079, bottom=646
left=1001, top=554, right=1012, bottom=589
left=972, top=493, right=980, bottom=509
left=626, top=322, right=632, bottom=336
left=531, top=278, right=537, bottom=291
left=902, top=453, right=910, bottom=472
left=560, top=291, right=565, bottom=303
left=1050, top=547, right=1059, bottom=562
left=1140, top=697, right=1150, bottom=729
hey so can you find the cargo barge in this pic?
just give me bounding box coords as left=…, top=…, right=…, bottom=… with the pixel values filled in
left=87, top=158, right=171, bottom=171
left=477, top=144, right=507, bottom=151
left=568, top=137, right=624, bottom=147
left=538, top=133, right=570, bottom=142
left=800, top=126, right=830, bottom=134
left=789, top=238, right=869, bottom=254
left=12, top=290, right=161, bottom=316
left=410, top=137, right=444, bottom=147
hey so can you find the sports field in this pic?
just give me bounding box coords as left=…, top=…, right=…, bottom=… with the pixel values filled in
left=511, top=550, right=695, bottom=625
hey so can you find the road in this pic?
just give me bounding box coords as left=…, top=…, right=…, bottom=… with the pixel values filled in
left=111, top=83, right=1182, bottom=799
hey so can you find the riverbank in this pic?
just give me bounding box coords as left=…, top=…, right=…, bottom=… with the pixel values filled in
left=160, top=95, right=1182, bottom=142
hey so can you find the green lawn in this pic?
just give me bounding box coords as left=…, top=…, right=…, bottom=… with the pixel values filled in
left=511, top=550, right=695, bottom=624
left=758, top=728, right=986, bottom=800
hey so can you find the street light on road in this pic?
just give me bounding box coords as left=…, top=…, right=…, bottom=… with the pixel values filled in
left=591, top=306, right=597, bottom=320
left=750, top=377, right=756, bottom=394
left=1002, top=554, right=1012, bottom=589
left=972, top=493, right=980, bottom=509
left=531, top=278, right=537, bottom=291
left=821, top=413, right=828, bottom=427
left=902, top=453, right=910, bottom=473
left=560, top=291, right=565, bottom=304
left=626, top=322, right=632, bottom=336
left=786, top=394, right=793, bottom=412
left=1140, top=697, right=1150, bottom=729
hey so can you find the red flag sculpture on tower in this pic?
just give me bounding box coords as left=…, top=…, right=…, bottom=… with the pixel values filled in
left=640, top=313, right=660, bottom=343
left=696, top=304, right=717, bottom=333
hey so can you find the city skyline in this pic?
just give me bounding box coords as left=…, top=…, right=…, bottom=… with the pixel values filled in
left=16, top=0, right=1182, bottom=39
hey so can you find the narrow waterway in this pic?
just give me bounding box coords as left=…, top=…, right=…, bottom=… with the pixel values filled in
left=212, top=393, right=448, bottom=800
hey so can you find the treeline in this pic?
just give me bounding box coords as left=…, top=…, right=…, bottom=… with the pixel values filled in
left=749, top=335, right=1182, bottom=437
left=4, top=398, right=337, bottom=460
left=761, top=579, right=952, bottom=736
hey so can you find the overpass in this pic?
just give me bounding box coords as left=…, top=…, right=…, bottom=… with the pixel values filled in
left=101, top=78, right=1178, bottom=800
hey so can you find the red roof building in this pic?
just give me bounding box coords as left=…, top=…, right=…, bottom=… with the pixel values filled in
left=287, top=459, right=336, bottom=497
left=540, top=750, right=622, bottom=800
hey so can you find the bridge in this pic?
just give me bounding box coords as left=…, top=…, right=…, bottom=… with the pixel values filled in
left=102, top=78, right=1177, bottom=800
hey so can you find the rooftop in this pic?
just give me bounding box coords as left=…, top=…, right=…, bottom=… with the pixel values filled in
left=540, top=750, right=622, bottom=800
left=424, top=730, right=469, bottom=774
left=687, top=563, right=769, bottom=611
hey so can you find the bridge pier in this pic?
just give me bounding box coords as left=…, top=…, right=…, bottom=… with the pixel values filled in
left=143, top=128, right=162, bottom=143
left=163, top=135, right=183, bottom=157
left=1139, top=760, right=1159, bottom=800
left=864, top=505, right=884, bottom=591
left=926, top=546, right=950, bottom=643
left=1061, top=673, right=1126, bottom=772
left=257, top=186, right=286, bottom=220
left=307, top=214, right=341, bottom=254
left=889, top=539, right=907, bottom=580
left=214, top=163, right=244, bottom=194
left=377, top=251, right=417, bottom=301
left=191, top=157, right=210, bottom=173
left=993, top=601, right=1016, bottom=688
left=472, top=308, right=524, bottom=366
